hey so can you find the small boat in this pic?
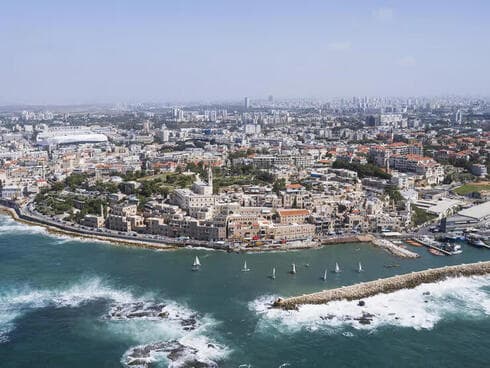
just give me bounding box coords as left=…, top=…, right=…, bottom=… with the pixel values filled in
left=241, top=261, right=250, bottom=272
left=271, top=267, right=276, bottom=280
left=445, top=232, right=463, bottom=242
left=334, top=262, right=341, bottom=273
left=322, top=268, right=327, bottom=281
left=440, top=242, right=463, bottom=255
left=466, top=234, right=489, bottom=248
left=192, top=256, right=201, bottom=271
left=357, top=262, right=363, bottom=273
left=290, top=263, right=296, bottom=274
left=384, top=264, right=400, bottom=268
left=428, top=248, right=445, bottom=256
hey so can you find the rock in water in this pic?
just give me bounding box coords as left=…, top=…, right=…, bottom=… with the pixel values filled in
left=123, top=340, right=221, bottom=368
left=106, top=302, right=170, bottom=320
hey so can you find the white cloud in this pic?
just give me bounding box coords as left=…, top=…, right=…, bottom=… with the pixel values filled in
left=398, top=56, right=417, bottom=67
left=372, top=7, right=394, bottom=22
left=327, top=41, right=351, bottom=51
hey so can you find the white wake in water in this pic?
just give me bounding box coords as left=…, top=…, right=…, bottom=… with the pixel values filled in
left=0, top=276, right=229, bottom=366
left=251, top=275, right=490, bottom=333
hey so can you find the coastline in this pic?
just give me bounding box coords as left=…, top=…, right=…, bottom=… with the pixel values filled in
left=0, top=206, right=177, bottom=251
left=0, top=203, right=418, bottom=258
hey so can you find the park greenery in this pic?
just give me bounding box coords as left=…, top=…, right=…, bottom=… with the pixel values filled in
left=411, top=205, right=437, bottom=226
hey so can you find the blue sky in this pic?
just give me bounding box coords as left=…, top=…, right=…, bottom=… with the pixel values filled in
left=1, top=1, right=489, bottom=104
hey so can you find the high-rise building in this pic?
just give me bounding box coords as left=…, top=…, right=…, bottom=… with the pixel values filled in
left=244, top=97, right=250, bottom=110
left=454, top=109, right=463, bottom=125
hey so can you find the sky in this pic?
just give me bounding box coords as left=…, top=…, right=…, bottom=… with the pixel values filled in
left=0, top=0, right=489, bottom=105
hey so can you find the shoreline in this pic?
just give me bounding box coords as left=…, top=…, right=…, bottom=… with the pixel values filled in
left=0, top=206, right=178, bottom=251
left=0, top=203, right=418, bottom=257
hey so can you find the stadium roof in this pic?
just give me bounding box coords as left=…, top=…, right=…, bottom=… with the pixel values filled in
left=36, top=133, right=108, bottom=146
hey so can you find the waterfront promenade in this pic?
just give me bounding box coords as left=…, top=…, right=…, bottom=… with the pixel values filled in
left=0, top=199, right=419, bottom=256
left=273, top=261, right=490, bottom=309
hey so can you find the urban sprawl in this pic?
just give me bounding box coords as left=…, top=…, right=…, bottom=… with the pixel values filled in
left=1, top=96, right=490, bottom=250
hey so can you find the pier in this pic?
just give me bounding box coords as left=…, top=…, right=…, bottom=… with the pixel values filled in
left=273, top=261, right=490, bottom=310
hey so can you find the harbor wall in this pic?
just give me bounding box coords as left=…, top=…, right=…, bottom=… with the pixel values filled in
left=273, top=261, right=490, bottom=310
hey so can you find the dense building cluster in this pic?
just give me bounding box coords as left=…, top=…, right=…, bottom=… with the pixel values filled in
left=1, top=96, right=490, bottom=245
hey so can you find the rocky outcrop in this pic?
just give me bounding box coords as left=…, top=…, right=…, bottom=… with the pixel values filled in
left=123, top=340, right=221, bottom=368
left=106, top=302, right=198, bottom=330
left=273, top=261, right=490, bottom=309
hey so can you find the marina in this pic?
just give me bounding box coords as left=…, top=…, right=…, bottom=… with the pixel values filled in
left=414, top=236, right=463, bottom=256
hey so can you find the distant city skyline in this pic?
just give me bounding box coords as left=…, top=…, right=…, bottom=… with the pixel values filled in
left=1, top=0, right=489, bottom=105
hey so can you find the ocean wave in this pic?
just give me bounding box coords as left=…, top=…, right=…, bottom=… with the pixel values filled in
left=0, top=276, right=229, bottom=366
left=250, top=275, right=490, bottom=333
left=0, top=216, right=48, bottom=236
left=0, top=277, right=135, bottom=343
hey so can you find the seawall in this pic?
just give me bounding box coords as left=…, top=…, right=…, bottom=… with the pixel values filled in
left=273, top=261, right=490, bottom=310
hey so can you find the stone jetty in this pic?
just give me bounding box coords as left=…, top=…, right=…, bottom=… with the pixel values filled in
left=273, top=261, right=490, bottom=310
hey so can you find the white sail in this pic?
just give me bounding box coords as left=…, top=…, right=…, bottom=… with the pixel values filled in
left=290, top=263, right=296, bottom=274
left=358, top=262, right=363, bottom=272
left=322, top=269, right=327, bottom=281
left=272, top=267, right=276, bottom=279
left=242, top=261, right=250, bottom=272
left=335, top=262, right=340, bottom=273
left=193, top=256, right=201, bottom=267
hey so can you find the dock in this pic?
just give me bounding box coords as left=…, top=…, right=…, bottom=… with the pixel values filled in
left=415, top=237, right=453, bottom=256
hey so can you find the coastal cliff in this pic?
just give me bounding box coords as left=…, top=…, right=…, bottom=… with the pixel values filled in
left=273, top=261, right=490, bottom=310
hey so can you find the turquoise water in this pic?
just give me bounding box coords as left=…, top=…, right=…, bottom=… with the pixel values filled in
left=1, top=215, right=490, bottom=367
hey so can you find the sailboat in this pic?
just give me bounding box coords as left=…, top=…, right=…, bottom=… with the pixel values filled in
left=192, top=256, right=201, bottom=271
left=290, top=263, right=297, bottom=274
left=242, top=261, right=250, bottom=272
left=357, top=262, right=363, bottom=273
left=334, top=262, right=341, bottom=273
left=271, top=267, right=276, bottom=280
left=322, top=268, right=327, bottom=281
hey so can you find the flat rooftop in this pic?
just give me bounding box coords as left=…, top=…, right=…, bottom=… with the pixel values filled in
left=458, top=201, right=490, bottom=220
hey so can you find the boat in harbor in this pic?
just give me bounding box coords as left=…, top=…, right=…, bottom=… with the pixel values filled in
left=192, top=256, right=201, bottom=271
left=322, top=268, right=327, bottom=281
left=466, top=234, right=490, bottom=248
left=271, top=267, right=276, bottom=280
left=444, top=232, right=464, bottom=242
left=334, top=262, right=341, bottom=273
left=290, top=263, right=297, bottom=274
left=357, top=262, right=363, bottom=273
left=241, top=261, right=250, bottom=272
left=440, top=242, right=462, bottom=255
left=428, top=248, right=444, bottom=256
left=418, top=235, right=462, bottom=255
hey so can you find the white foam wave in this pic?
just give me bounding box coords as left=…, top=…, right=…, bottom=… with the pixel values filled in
left=251, top=275, right=490, bottom=333
left=0, top=277, right=135, bottom=343
left=0, top=275, right=230, bottom=366
left=0, top=216, right=47, bottom=236
left=116, top=309, right=229, bottom=367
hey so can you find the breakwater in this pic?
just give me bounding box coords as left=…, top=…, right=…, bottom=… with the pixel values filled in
left=273, top=261, right=490, bottom=310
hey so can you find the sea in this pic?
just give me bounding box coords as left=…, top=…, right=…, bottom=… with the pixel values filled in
left=1, top=214, right=490, bottom=367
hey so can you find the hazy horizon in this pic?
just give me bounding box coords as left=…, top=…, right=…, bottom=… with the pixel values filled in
left=1, top=0, right=489, bottom=105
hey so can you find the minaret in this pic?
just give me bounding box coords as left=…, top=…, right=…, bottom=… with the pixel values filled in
left=207, top=166, right=213, bottom=187
left=100, top=204, right=104, bottom=218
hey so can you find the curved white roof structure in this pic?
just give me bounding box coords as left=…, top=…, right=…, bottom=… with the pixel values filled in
left=36, top=132, right=108, bottom=146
